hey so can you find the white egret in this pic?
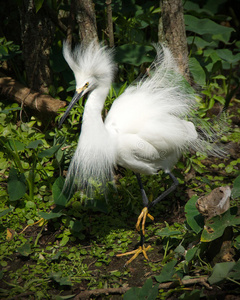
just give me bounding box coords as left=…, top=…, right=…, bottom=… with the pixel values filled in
left=59, top=41, right=222, bottom=265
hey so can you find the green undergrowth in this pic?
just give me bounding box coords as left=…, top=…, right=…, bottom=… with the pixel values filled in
left=0, top=99, right=240, bottom=299
left=1, top=0, right=240, bottom=296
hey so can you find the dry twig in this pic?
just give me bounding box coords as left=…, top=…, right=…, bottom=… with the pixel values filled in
left=74, top=276, right=211, bottom=299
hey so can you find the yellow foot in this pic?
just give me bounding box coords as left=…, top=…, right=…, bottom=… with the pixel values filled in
left=136, top=207, right=154, bottom=235
left=116, top=245, right=151, bottom=266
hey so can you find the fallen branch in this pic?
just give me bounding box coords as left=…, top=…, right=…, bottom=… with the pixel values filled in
left=0, top=72, right=66, bottom=114
left=74, top=276, right=211, bottom=299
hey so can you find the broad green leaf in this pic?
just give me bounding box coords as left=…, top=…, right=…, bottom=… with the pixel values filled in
left=179, top=289, right=202, bottom=300
left=216, top=49, right=240, bottom=64
left=203, top=0, right=227, bottom=15
left=187, top=36, right=216, bottom=49
left=25, top=201, right=36, bottom=209
left=51, top=251, right=62, bottom=260
left=85, top=198, right=109, bottom=214
left=189, top=57, right=206, bottom=86
left=201, top=207, right=240, bottom=242
left=50, top=272, right=72, bottom=286
left=185, top=15, right=234, bottom=43
left=17, top=242, right=32, bottom=257
left=115, top=44, right=154, bottom=66
left=186, top=247, right=198, bottom=263
left=155, top=259, right=178, bottom=283
left=39, top=211, right=63, bottom=220
left=208, top=261, right=235, bottom=285
left=7, top=168, right=26, bottom=201
left=123, top=278, right=158, bottom=300
left=38, top=144, right=62, bottom=158
left=52, top=176, right=68, bottom=206
left=34, top=0, right=44, bottom=13
left=26, top=140, right=43, bottom=149
left=0, top=208, right=12, bottom=217
left=228, top=260, right=240, bottom=280
left=174, top=245, right=185, bottom=256
left=185, top=196, right=204, bottom=234
left=156, top=226, right=182, bottom=238
left=70, top=220, right=83, bottom=233
left=234, top=235, right=240, bottom=250
left=232, top=175, right=240, bottom=199
left=60, top=235, right=69, bottom=247
left=7, top=139, right=25, bottom=151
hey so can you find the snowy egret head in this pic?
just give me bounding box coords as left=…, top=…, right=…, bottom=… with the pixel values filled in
left=58, top=41, right=115, bottom=128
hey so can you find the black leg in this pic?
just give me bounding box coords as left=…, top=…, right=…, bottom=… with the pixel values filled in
left=136, top=172, right=179, bottom=211
left=148, top=171, right=179, bottom=210
left=136, top=173, right=149, bottom=207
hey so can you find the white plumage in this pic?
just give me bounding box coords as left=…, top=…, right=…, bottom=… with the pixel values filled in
left=60, top=42, right=207, bottom=192
left=59, top=41, right=223, bottom=265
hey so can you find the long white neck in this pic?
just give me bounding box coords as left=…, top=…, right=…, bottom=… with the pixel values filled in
left=65, top=86, right=116, bottom=194
left=81, top=86, right=109, bottom=133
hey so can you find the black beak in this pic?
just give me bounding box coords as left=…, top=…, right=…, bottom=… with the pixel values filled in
left=58, top=90, right=84, bottom=129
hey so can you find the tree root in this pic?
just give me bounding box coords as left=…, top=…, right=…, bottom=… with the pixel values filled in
left=0, top=72, right=66, bottom=114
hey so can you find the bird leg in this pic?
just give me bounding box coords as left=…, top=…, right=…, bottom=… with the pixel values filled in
left=116, top=231, right=151, bottom=266
left=135, top=173, right=154, bottom=235
left=136, top=172, right=178, bottom=233
left=147, top=171, right=179, bottom=210
left=136, top=207, right=154, bottom=235
left=117, top=172, right=178, bottom=266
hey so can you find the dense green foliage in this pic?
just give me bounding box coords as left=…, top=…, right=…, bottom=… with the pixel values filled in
left=0, top=0, right=240, bottom=299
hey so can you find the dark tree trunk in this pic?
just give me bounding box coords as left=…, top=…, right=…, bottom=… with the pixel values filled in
left=106, top=0, right=114, bottom=47
left=159, top=0, right=190, bottom=82
left=75, top=0, right=98, bottom=47
left=19, top=0, right=55, bottom=94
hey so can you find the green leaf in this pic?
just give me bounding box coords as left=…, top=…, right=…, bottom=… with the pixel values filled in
left=1, top=107, right=21, bottom=114
left=0, top=208, right=12, bottom=217
left=201, top=207, right=240, bottom=242
left=185, top=196, right=204, bottom=234
left=50, top=272, right=72, bottom=286
left=60, top=235, right=69, bottom=247
left=186, top=247, right=198, bottom=263
left=7, top=168, right=26, bottom=201
left=26, top=140, right=43, bottom=149
left=85, top=198, right=109, bottom=214
left=189, top=57, right=206, bottom=86
left=232, top=175, right=240, bottom=199
left=179, top=289, right=202, bottom=300
left=51, top=251, right=62, bottom=261
left=216, top=49, right=240, bottom=64
left=228, top=260, right=240, bottom=280
left=7, top=139, right=25, bottom=151
left=17, top=242, right=32, bottom=257
left=124, top=278, right=158, bottom=300
left=185, top=15, right=234, bottom=43
left=187, top=36, right=216, bottom=49
left=39, top=211, right=63, bottom=220
left=225, top=164, right=233, bottom=173
left=70, top=220, right=83, bottom=233
left=38, top=144, right=62, bottom=158
left=156, top=226, right=182, bottom=238
left=115, top=44, right=154, bottom=66
left=34, top=0, right=44, bottom=13
left=52, top=177, right=68, bottom=206
left=208, top=261, right=235, bottom=285
left=155, top=259, right=178, bottom=283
